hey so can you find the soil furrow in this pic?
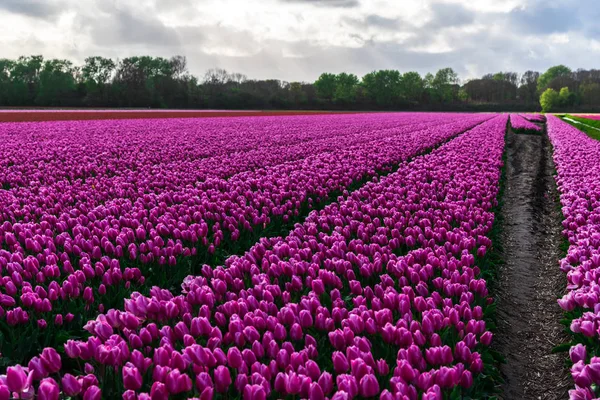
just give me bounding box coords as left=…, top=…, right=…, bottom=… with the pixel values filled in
left=495, top=127, right=570, bottom=400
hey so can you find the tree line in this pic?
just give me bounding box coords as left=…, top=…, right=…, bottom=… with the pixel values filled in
left=0, top=55, right=598, bottom=111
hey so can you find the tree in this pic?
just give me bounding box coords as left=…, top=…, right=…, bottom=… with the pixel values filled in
left=9, top=55, right=44, bottom=105
left=518, top=70, right=540, bottom=104
left=82, top=56, right=116, bottom=85
left=333, top=73, right=359, bottom=104
left=540, top=88, right=559, bottom=112
left=429, top=67, right=459, bottom=103
left=400, top=72, right=424, bottom=104
left=361, top=70, right=402, bottom=107
left=559, top=87, right=576, bottom=107
left=81, top=56, right=116, bottom=106
left=538, top=65, right=571, bottom=92
left=580, top=82, right=600, bottom=106
left=36, top=59, right=78, bottom=106
left=314, top=73, right=336, bottom=102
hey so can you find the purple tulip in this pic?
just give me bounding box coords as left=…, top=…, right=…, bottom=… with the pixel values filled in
left=61, top=374, right=82, bottom=397
left=571, top=344, right=588, bottom=364
left=37, top=378, right=59, bottom=400
left=40, top=348, right=61, bottom=374
left=83, top=385, right=102, bottom=400
left=6, top=365, right=27, bottom=393
left=123, top=364, right=143, bottom=390
left=359, top=374, right=379, bottom=397
left=149, top=381, right=168, bottom=400
left=227, top=347, right=243, bottom=369
left=214, top=366, right=232, bottom=393
left=333, top=352, right=349, bottom=374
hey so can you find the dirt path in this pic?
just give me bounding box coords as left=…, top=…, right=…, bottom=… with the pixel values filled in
left=494, top=128, right=570, bottom=399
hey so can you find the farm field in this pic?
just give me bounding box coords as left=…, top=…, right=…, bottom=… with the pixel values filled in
left=0, top=110, right=350, bottom=123
left=0, top=111, right=597, bottom=399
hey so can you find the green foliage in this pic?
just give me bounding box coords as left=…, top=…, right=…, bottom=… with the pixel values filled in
left=361, top=69, right=402, bottom=107
left=400, top=71, right=424, bottom=103
left=429, top=67, right=460, bottom=103
left=36, top=59, right=78, bottom=106
left=538, top=65, right=572, bottom=92
left=314, top=72, right=337, bottom=101
left=333, top=72, right=359, bottom=104
left=580, top=82, right=600, bottom=105
left=559, top=87, right=576, bottom=107
left=540, top=88, right=560, bottom=112
left=1, top=54, right=600, bottom=111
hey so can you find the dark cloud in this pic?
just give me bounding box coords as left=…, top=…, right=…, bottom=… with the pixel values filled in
left=426, top=2, right=476, bottom=29
left=85, top=6, right=181, bottom=47
left=364, top=15, right=400, bottom=30
left=280, top=0, right=360, bottom=8
left=508, top=4, right=579, bottom=34
left=0, top=0, right=63, bottom=19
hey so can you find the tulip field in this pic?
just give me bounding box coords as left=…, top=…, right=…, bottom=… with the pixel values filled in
left=509, top=114, right=542, bottom=134
left=547, top=115, right=600, bottom=399
left=0, top=111, right=597, bottom=399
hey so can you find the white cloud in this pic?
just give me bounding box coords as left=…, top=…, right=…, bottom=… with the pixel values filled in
left=0, top=0, right=598, bottom=82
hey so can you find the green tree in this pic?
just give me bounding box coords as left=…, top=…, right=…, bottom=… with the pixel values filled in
left=81, top=56, right=116, bottom=106
left=429, top=67, right=459, bottom=103
left=9, top=55, right=44, bottom=105
left=334, top=73, right=359, bottom=104
left=0, top=59, right=15, bottom=105
left=559, top=86, right=576, bottom=107
left=361, top=70, right=402, bottom=107
left=580, top=82, right=600, bottom=106
left=400, top=71, right=424, bottom=104
left=540, top=88, right=559, bottom=112
left=538, top=65, right=571, bottom=92
left=518, top=70, right=540, bottom=104
left=36, top=59, right=78, bottom=106
left=314, top=73, right=337, bottom=102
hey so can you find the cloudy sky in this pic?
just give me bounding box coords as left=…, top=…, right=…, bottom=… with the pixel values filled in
left=1, top=0, right=598, bottom=82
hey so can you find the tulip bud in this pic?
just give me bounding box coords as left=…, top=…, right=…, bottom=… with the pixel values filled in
left=123, top=365, right=143, bottom=390
left=6, top=365, right=28, bottom=393
left=38, top=378, right=60, bottom=400
left=214, top=366, right=232, bottom=393
left=62, top=374, right=82, bottom=397
left=359, top=374, right=379, bottom=398
left=83, top=385, right=102, bottom=400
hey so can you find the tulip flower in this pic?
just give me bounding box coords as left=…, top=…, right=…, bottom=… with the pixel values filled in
left=6, top=365, right=27, bottom=393
left=61, top=374, right=82, bottom=397
left=123, top=365, right=143, bottom=390
left=37, top=378, right=59, bottom=400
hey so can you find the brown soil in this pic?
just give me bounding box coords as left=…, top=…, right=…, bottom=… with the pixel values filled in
left=494, top=127, right=570, bottom=399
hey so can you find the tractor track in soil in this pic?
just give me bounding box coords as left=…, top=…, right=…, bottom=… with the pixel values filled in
left=494, top=126, right=570, bottom=400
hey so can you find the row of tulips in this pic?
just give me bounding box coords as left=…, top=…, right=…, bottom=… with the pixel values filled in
left=576, top=115, right=600, bottom=121
left=521, top=114, right=546, bottom=123
left=0, top=114, right=509, bottom=399
left=509, top=114, right=541, bottom=134
left=0, top=114, right=493, bottom=363
left=546, top=116, right=600, bottom=399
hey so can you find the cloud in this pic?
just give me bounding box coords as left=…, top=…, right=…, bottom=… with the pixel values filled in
left=363, top=15, right=400, bottom=30
left=280, top=0, right=360, bottom=8
left=508, top=3, right=579, bottom=34
left=0, top=0, right=64, bottom=19
left=426, top=2, right=476, bottom=29
left=1, top=0, right=600, bottom=83
left=82, top=5, right=181, bottom=48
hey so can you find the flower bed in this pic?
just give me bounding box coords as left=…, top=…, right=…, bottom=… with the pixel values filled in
left=547, top=115, right=600, bottom=399
left=0, top=113, right=492, bottom=364
left=510, top=114, right=542, bottom=134
left=0, top=115, right=509, bottom=398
